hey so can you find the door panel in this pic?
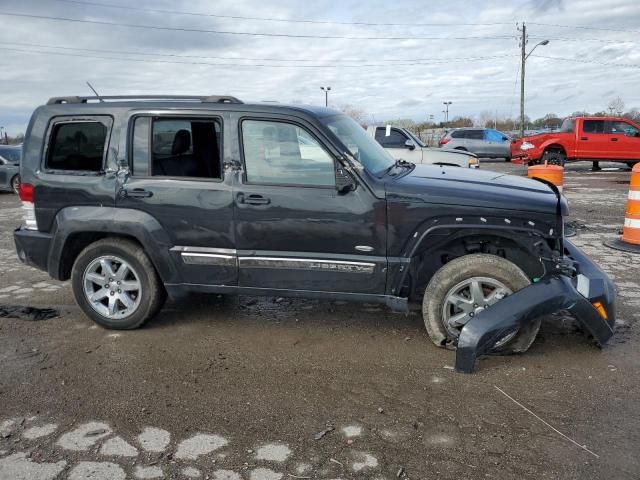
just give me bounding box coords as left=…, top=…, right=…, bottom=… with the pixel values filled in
left=577, top=119, right=609, bottom=158
left=118, top=112, right=236, bottom=287
left=234, top=116, right=387, bottom=294
left=609, top=120, right=640, bottom=159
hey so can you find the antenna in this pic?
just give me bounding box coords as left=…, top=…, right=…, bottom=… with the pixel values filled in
left=86, top=81, right=104, bottom=103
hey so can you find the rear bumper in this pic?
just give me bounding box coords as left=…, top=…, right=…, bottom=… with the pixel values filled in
left=456, top=239, right=615, bottom=373
left=14, top=228, right=52, bottom=273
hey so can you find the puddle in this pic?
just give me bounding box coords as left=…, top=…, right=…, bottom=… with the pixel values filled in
left=0, top=305, right=60, bottom=321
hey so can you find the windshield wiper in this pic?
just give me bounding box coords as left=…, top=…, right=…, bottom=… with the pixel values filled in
left=384, top=158, right=414, bottom=176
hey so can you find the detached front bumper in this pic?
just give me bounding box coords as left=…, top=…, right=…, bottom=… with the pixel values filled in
left=456, top=239, right=615, bottom=373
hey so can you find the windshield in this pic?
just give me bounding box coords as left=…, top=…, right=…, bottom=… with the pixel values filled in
left=322, top=114, right=395, bottom=174
left=404, top=129, right=426, bottom=148
left=0, top=147, right=21, bottom=163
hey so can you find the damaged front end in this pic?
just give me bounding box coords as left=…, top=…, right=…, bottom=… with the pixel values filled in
left=455, top=179, right=616, bottom=373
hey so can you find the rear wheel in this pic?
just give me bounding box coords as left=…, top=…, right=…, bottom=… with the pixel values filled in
left=541, top=149, right=566, bottom=167
left=10, top=175, right=20, bottom=195
left=422, top=254, right=540, bottom=353
left=71, top=238, right=166, bottom=329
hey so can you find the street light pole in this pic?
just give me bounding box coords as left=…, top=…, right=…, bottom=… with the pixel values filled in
left=443, top=101, right=452, bottom=125
left=320, top=86, right=331, bottom=107
left=519, top=22, right=549, bottom=138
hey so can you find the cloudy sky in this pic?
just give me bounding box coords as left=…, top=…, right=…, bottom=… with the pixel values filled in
left=1, top=0, right=639, bottom=134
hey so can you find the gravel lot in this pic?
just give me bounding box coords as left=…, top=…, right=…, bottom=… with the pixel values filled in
left=1, top=160, right=639, bottom=480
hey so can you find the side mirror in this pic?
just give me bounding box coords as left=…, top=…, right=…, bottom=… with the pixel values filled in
left=404, top=139, right=416, bottom=150
left=336, top=167, right=356, bottom=193
left=502, top=136, right=509, bottom=142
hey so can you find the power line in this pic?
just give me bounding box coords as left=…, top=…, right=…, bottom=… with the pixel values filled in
left=529, top=35, right=637, bottom=45
left=529, top=22, right=640, bottom=35
left=0, top=12, right=517, bottom=41
left=1, top=46, right=517, bottom=68
left=48, top=0, right=514, bottom=27
left=530, top=54, right=640, bottom=69
left=0, top=41, right=514, bottom=64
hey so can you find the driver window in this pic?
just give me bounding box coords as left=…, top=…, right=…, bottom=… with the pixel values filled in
left=241, top=119, right=335, bottom=186
left=375, top=128, right=407, bottom=148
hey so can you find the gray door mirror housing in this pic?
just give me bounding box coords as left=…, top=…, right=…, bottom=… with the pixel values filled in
left=335, top=167, right=356, bottom=193
left=404, top=139, right=416, bottom=150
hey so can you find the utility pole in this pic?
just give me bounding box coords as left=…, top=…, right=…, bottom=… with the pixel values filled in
left=519, top=22, right=527, bottom=138
left=519, top=23, right=549, bottom=138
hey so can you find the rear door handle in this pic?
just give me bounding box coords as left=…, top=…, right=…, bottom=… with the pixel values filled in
left=237, top=193, right=270, bottom=205
left=122, top=188, right=153, bottom=198
left=580, top=137, right=588, bottom=141
left=611, top=137, right=619, bottom=142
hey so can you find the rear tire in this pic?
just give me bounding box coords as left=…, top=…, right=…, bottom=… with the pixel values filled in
left=10, top=175, right=20, bottom=195
left=71, top=238, right=166, bottom=329
left=422, top=254, right=540, bottom=354
left=541, top=149, right=566, bottom=167
left=504, top=157, right=511, bottom=162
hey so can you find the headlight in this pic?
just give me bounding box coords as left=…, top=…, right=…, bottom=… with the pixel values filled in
left=468, top=157, right=479, bottom=168
left=520, top=141, right=535, bottom=151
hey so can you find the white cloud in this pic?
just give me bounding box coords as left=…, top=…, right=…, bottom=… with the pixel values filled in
left=0, top=0, right=639, bottom=134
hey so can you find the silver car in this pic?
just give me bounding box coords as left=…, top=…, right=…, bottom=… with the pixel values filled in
left=0, top=145, right=22, bottom=194
left=440, top=128, right=511, bottom=161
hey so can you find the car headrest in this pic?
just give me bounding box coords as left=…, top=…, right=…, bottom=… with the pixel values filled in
left=172, top=129, right=191, bottom=155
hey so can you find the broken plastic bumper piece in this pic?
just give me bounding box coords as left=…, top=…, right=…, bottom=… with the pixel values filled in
left=455, top=240, right=616, bottom=373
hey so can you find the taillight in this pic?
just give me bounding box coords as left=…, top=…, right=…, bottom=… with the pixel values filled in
left=440, top=138, right=450, bottom=145
left=18, top=183, right=38, bottom=230
left=18, top=183, right=34, bottom=203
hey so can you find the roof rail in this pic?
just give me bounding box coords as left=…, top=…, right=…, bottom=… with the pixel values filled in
left=46, top=95, right=243, bottom=105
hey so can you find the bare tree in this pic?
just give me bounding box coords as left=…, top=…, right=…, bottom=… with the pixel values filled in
left=608, top=97, right=625, bottom=116
left=339, top=105, right=368, bottom=125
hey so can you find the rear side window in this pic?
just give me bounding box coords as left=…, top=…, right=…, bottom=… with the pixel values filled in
left=583, top=120, right=606, bottom=134
left=484, top=129, right=505, bottom=142
left=466, top=130, right=484, bottom=140
left=450, top=130, right=466, bottom=139
left=46, top=121, right=108, bottom=172
left=130, top=116, right=223, bottom=179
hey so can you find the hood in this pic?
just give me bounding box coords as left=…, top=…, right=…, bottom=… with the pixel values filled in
left=385, top=164, right=565, bottom=215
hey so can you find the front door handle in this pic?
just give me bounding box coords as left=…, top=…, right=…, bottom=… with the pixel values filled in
left=237, top=193, right=270, bottom=205
left=580, top=137, right=588, bottom=141
left=122, top=188, right=153, bottom=198
left=611, top=137, right=619, bottom=142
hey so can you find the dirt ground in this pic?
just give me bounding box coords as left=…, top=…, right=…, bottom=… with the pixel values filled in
left=1, top=160, right=639, bottom=480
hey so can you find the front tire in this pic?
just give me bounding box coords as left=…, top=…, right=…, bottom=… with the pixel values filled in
left=541, top=149, right=566, bottom=167
left=71, top=238, right=166, bottom=329
left=422, top=254, right=540, bottom=353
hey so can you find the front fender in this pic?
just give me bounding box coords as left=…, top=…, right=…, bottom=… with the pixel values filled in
left=48, top=206, right=179, bottom=283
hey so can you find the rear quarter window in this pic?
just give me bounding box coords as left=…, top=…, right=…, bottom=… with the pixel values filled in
left=45, top=117, right=112, bottom=172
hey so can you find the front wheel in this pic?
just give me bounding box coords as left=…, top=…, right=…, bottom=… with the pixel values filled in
left=541, top=149, right=566, bottom=167
left=71, top=238, right=166, bottom=329
left=422, top=254, right=540, bottom=353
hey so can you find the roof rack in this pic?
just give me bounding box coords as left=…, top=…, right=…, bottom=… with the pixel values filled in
left=46, top=95, right=243, bottom=105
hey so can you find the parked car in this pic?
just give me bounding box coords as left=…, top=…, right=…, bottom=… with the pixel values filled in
left=0, top=145, right=22, bottom=194
left=511, top=116, right=640, bottom=168
left=14, top=95, right=615, bottom=372
left=367, top=125, right=479, bottom=168
left=439, top=128, right=511, bottom=161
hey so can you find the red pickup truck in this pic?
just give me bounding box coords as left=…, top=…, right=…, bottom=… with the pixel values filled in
left=511, top=116, right=640, bottom=168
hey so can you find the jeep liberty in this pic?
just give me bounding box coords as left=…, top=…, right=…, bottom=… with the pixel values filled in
left=14, top=95, right=616, bottom=372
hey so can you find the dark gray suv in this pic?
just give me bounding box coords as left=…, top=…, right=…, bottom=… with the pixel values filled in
left=12, top=94, right=615, bottom=372
left=440, top=128, right=511, bottom=161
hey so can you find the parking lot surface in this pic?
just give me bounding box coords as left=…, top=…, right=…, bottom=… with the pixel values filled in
left=1, top=160, right=640, bottom=479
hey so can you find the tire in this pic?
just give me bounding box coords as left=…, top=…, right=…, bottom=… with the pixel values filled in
left=626, top=161, right=638, bottom=169
left=71, top=238, right=166, bottom=329
left=422, top=254, right=540, bottom=354
left=541, top=149, right=566, bottom=167
left=10, top=175, right=20, bottom=195
left=504, top=157, right=511, bottom=162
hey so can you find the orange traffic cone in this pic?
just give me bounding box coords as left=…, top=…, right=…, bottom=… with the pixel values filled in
left=605, top=162, right=640, bottom=253
left=528, top=162, right=564, bottom=192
